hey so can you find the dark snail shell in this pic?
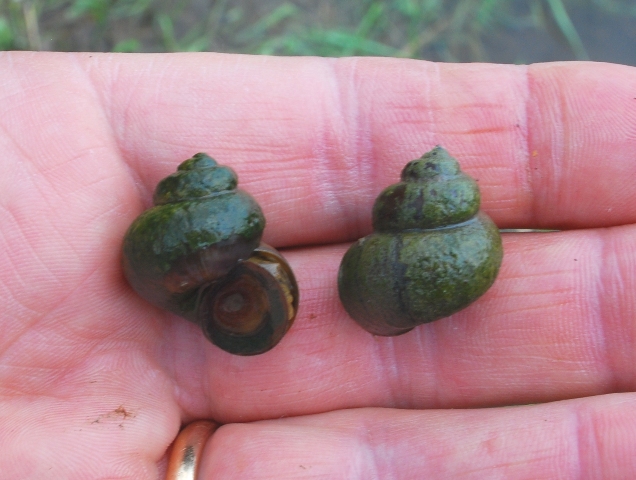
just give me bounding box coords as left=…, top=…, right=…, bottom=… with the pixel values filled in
left=338, top=146, right=503, bottom=336
left=122, top=153, right=298, bottom=355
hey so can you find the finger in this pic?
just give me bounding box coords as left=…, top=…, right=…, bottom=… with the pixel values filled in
left=199, top=393, right=636, bottom=479
left=165, top=226, right=636, bottom=422
left=78, top=54, right=636, bottom=243
left=3, top=54, right=636, bottom=248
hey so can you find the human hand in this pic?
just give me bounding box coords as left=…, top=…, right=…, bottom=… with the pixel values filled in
left=1, top=52, right=635, bottom=479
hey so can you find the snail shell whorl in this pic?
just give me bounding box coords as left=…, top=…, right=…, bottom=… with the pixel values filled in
left=123, top=153, right=299, bottom=355
left=338, top=146, right=502, bottom=336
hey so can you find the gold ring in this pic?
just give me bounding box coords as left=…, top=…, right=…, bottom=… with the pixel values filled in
left=166, top=420, right=219, bottom=480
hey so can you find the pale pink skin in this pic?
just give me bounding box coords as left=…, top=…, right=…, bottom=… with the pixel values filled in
left=1, top=52, right=636, bottom=479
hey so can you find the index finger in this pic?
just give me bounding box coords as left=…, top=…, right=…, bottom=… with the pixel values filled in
left=90, top=55, right=636, bottom=245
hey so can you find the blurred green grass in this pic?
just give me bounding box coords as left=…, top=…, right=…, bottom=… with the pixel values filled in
left=0, top=0, right=635, bottom=63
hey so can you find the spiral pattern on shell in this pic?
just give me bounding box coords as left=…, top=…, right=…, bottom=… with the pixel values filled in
left=338, top=146, right=503, bottom=336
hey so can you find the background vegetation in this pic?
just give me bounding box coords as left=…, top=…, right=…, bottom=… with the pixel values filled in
left=0, top=0, right=635, bottom=64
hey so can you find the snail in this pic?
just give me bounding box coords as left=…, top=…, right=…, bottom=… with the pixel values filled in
left=122, top=153, right=298, bottom=355
left=338, top=146, right=503, bottom=336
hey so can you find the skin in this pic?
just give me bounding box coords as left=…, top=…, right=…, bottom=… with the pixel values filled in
left=0, top=52, right=636, bottom=479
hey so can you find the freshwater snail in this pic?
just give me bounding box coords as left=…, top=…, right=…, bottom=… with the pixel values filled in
left=338, top=146, right=503, bottom=336
left=122, top=153, right=298, bottom=355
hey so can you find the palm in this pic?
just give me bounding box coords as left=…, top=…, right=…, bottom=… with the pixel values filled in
left=1, top=53, right=635, bottom=479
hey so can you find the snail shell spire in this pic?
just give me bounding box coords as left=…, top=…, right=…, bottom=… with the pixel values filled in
left=153, top=153, right=238, bottom=205
left=373, top=146, right=480, bottom=232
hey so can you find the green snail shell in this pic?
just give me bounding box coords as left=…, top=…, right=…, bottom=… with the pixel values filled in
left=337, top=146, right=503, bottom=336
left=122, top=153, right=298, bottom=355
